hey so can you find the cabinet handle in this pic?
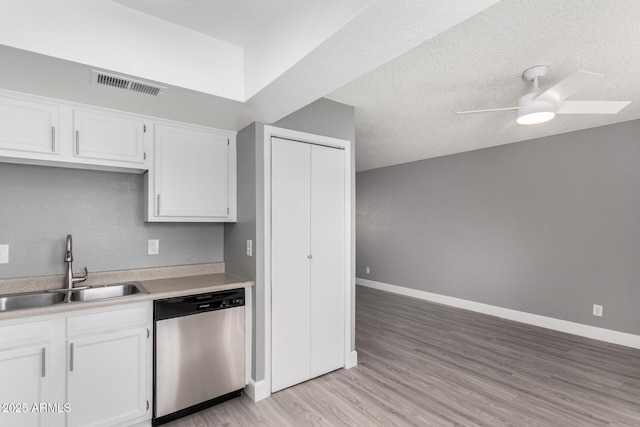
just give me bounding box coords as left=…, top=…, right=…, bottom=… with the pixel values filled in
left=51, top=126, right=56, bottom=152
left=41, top=347, right=46, bottom=378
left=157, top=194, right=160, bottom=216
left=75, top=130, right=79, bottom=155
left=69, top=343, right=74, bottom=372
left=308, top=254, right=313, bottom=259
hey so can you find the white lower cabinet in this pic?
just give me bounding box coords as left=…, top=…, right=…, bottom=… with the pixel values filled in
left=67, top=328, right=148, bottom=427
left=0, top=302, right=152, bottom=427
left=66, top=304, right=151, bottom=427
left=0, top=343, right=52, bottom=427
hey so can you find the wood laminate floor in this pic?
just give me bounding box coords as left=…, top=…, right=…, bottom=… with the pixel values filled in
left=166, top=286, right=640, bottom=426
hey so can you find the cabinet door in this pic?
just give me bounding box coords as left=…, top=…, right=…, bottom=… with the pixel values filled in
left=0, top=343, right=51, bottom=427
left=66, top=328, right=148, bottom=427
left=73, top=110, right=145, bottom=164
left=271, top=137, right=312, bottom=393
left=154, top=124, right=229, bottom=218
left=0, top=96, right=59, bottom=156
left=310, top=144, right=345, bottom=378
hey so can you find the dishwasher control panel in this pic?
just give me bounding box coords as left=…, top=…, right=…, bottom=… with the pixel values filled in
left=154, top=288, right=245, bottom=321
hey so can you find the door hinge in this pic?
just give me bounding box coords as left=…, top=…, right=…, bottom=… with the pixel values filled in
left=143, top=124, right=147, bottom=133
left=147, top=328, right=150, bottom=339
left=146, top=400, right=149, bottom=411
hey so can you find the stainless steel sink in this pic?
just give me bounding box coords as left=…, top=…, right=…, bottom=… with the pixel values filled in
left=0, top=282, right=149, bottom=312
left=0, top=291, right=66, bottom=312
left=70, top=282, right=149, bottom=302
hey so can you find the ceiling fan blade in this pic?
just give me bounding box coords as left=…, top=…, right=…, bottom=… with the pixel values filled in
left=535, top=70, right=602, bottom=103
left=497, top=119, right=519, bottom=136
left=456, top=106, right=520, bottom=114
left=556, top=100, right=631, bottom=114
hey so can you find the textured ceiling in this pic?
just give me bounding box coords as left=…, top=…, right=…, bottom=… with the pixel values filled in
left=5, top=0, right=636, bottom=173
left=329, top=0, right=640, bottom=171
left=0, top=0, right=498, bottom=131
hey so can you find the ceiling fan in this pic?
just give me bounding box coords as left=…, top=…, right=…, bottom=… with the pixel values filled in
left=457, top=65, right=631, bottom=125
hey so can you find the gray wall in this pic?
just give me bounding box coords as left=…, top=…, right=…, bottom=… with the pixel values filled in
left=224, top=123, right=257, bottom=282
left=224, top=98, right=355, bottom=383
left=0, top=163, right=223, bottom=280
left=273, top=98, right=356, bottom=143
left=356, top=119, right=640, bottom=335
left=224, top=122, right=260, bottom=378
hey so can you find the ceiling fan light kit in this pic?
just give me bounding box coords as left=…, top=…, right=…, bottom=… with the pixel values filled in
left=457, top=64, right=630, bottom=125
left=516, top=92, right=555, bottom=125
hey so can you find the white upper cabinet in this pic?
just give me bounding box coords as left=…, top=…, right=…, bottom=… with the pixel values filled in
left=146, top=123, right=236, bottom=222
left=0, top=94, right=60, bottom=157
left=0, top=89, right=238, bottom=222
left=0, top=89, right=149, bottom=172
left=73, top=109, right=146, bottom=164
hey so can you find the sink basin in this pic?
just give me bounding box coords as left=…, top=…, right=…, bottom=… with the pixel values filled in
left=0, top=282, right=149, bottom=312
left=0, top=291, right=66, bottom=312
left=70, top=282, right=149, bottom=302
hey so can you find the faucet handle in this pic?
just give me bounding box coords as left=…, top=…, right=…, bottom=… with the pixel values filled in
left=72, top=267, right=89, bottom=284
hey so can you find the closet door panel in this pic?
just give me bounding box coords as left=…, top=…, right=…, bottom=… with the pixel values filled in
left=310, top=145, right=345, bottom=377
left=271, top=138, right=312, bottom=392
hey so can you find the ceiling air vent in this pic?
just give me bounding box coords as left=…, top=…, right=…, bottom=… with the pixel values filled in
left=92, top=70, right=165, bottom=96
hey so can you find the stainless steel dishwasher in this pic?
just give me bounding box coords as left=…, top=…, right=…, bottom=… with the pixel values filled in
left=153, top=288, right=245, bottom=426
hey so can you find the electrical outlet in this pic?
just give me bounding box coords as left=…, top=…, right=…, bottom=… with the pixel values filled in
left=0, top=244, right=8, bottom=264
left=593, top=304, right=603, bottom=317
left=246, top=239, right=253, bottom=257
left=148, top=239, right=159, bottom=255
left=365, top=266, right=370, bottom=274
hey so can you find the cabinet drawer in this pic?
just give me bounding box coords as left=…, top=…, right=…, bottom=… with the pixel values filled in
left=67, top=305, right=148, bottom=338
left=0, top=320, right=52, bottom=349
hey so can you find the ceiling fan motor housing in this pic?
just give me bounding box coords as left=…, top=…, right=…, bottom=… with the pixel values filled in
left=517, top=92, right=556, bottom=125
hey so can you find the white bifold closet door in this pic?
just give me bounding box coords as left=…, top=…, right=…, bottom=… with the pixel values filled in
left=271, top=136, right=345, bottom=393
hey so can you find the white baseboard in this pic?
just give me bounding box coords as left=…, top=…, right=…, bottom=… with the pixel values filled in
left=356, top=278, right=640, bottom=349
left=119, top=420, right=150, bottom=427
left=345, top=350, right=358, bottom=369
left=244, top=379, right=270, bottom=402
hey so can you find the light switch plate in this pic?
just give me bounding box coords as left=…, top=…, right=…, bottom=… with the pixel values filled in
left=246, top=239, right=253, bottom=257
left=148, top=239, right=159, bottom=255
left=0, top=244, right=8, bottom=264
